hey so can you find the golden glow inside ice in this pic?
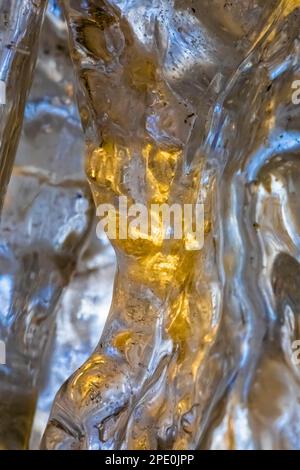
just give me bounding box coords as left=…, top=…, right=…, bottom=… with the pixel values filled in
left=42, top=0, right=300, bottom=451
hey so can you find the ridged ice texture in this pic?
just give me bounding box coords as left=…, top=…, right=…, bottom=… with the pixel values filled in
left=0, top=0, right=47, bottom=211
left=43, top=0, right=300, bottom=450
left=27, top=2, right=115, bottom=448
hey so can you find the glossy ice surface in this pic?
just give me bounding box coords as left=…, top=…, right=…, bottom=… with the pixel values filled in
left=0, top=0, right=47, bottom=210
left=0, top=0, right=105, bottom=449
left=1, top=0, right=300, bottom=450
left=41, top=0, right=300, bottom=450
